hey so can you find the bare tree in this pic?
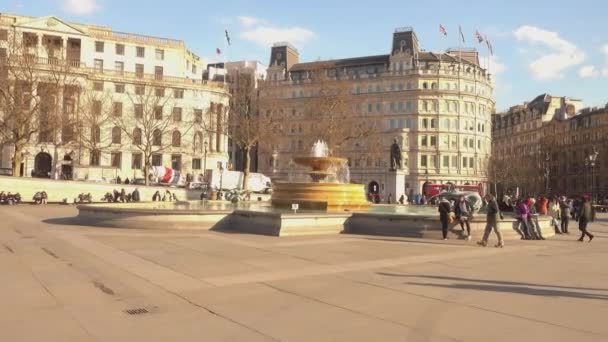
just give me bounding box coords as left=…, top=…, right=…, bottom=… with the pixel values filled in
left=206, top=75, right=282, bottom=190
left=113, top=84, right=193, bottom=185
left=0, top=30, right=79, bottom=176
left=73, top=87, right=116, bottom=165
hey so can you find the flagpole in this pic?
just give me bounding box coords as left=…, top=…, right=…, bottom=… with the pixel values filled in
left=458, top=25, right=462, bottom=94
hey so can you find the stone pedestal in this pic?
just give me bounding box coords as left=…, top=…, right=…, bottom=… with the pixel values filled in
left=385, top=169, right=407, bottom=201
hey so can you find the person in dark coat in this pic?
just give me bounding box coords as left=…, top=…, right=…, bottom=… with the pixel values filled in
left=152, top=191, right=161, bottom=202
left=120, top=188, right=126, bottom=203
left=131, top=188, right=140, bottom=202
left=578, top=197, right=594, bottom=242
left=559, top=196, right=572, bottom=234
left=478, top=194, right=504, bottom=248
left=113, top=189, right=120, bottom=202
left=438, top=198, right=452, bottom=240
left=454, top=195, right=473, bottom=240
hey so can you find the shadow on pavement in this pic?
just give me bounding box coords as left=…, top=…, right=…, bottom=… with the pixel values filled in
left=376, top=273, right=608, bottom=300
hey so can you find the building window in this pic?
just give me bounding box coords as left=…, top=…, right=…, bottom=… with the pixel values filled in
left=422, top=118, right=429, bottom=129
left=135, top=64, right=144, bottom=78
left=171, top=154, right=182, bottom=170
left=152, top=154, right=162, bottom=166
left=114, top=83, right=125, bottom=93
left=452, top=156, right=458, bottom=168
left=93, top=81, right=104, bottom=91
left=136, top=46, right=145, bottom=58
left=132, top=127, right=142, bottom=145
left=194, top=109, right=203, bottom=123
left=430, top=136, right=437, bottom=147
left=113, top=102, right=123, bottom=117
left=421, top=136, right=428, bottom=146
left=94, top=59, right=103, bottom=71
left=155, top=87, right=165, bottom=97
left=0, top=29, right=7, bottom=41
left=154, top=106, right=163, bottom=119
left=134, top=104, right=143, bottom=118
left=443, top=156, right=450, bottom=167
left=368, top=104, right=372, bottom=112
left=111, top=126, right=121, bottom=144
left=90, top=150, right=101, bottom=166
left=134, top=85, right=145, bottom=95
left=95, top=41, right=104, bottom=53
left=430, top=119, right=437, bottom=129
left=469, top=157, right=474, bottom=169
left=155, top=49, right=165, bottom=60
left=114, top=61, right=124, bottom=74
left=131, top=153, right=142, bottom=170
left=115, top=43, right=124, bottom=55
left=153, top=129, right=162, bottom=146
left=462, top=157, right=468, bottom=168
left=174, top=89, right=184, bottom=99
left=154, top=66, right=163, bottom=80
left=111, top=152, right=122, bottom=168
left=172, top=107, right=182, bottom=122
left=192, top=64, right=197, bottom=74
left=421, top=155, right=428, bottom=167
left=192, top=158, right=202, bottom=170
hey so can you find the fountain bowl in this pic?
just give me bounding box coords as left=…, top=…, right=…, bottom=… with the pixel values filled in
left=271, top=182, right=369, bottom=211
left=293, top=156, right=347, bottom=171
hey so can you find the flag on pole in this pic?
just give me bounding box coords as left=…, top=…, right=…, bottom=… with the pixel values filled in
left=485, top=37, right=494, bottom=55
left=225, top=29, right=231, bottom=46
left=439, top=24, right=447, bottom=36
left=475, top=30, right=484, bottom=44
left=216, top=48, right=221, bottom=55
left=458, top=25, right=465, bottom=44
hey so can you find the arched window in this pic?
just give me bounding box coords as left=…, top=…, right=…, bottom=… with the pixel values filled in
left=153, top=129, right=162, bottom=146
left=91, top=125, right=100, bottom=144
left=132, top=128, right=142, bottom=145
left=172, top=130, right=181, bottom=147
left=423, top=82, right=428, bottom=89
left=111, top=126, right=121, bottom=144
left=431, top=82, right=437, bottom=89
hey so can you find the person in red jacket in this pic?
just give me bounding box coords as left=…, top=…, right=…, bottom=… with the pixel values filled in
left=537, top=196, right=549, bottom=215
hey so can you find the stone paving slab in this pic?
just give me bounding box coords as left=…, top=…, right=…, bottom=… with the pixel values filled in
left=1, top=205, right=607, bottom=342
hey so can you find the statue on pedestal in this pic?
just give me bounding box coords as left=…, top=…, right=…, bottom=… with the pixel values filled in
left=390, top=138, right=402, bottom=171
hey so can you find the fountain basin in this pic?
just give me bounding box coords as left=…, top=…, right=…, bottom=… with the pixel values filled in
left=271, top=182, right=369, bottom=210
left=293, top=156, right=347, bottom=171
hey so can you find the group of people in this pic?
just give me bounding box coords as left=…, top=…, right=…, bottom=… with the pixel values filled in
left=438, top=193, right=597, bottom=248
left=102, top=188, right=141, bottom=203
left=32, top=191, right=49, bottom=205
left=152, top=190, right=177, bottom=202
left=0, top=191, right=22, bottom=205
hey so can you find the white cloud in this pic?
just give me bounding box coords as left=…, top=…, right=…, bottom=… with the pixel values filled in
left=480, top=55, right=507, bottom=75
left=513, top=25, right=585, bottom=80
left=579, top=65, right=599, bottom=78
left=62, top=0, right=100, bottom=15
left=601, top=44, right=608, bottom=77
left=237, top=16, right=263, bottom=27
left=240, top=24, right=315, bottom=48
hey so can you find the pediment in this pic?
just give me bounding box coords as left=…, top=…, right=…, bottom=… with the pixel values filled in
left=16, top=16, right=85, bottom=36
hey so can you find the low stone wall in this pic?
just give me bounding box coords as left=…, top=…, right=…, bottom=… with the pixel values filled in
left=0, top=176, right=203, bottom=203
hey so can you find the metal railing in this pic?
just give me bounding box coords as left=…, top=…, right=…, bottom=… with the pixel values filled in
left=88, top=28, right=184, bottom=48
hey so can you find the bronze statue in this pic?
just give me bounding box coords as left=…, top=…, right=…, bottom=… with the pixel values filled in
left=390, top=138, right=402, bottom=170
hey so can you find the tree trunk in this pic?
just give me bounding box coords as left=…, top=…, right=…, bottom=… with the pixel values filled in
left=242, top=145, right=251, bottom=191
left=11, top=143, right=24, bottom=177
left=144, top=161, right=150, bottom=186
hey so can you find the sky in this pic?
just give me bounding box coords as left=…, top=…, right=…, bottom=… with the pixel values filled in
left=2, top=0, right=608, bottom=111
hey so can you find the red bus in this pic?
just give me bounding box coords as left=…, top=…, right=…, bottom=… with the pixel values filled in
left=422, top=182, right=484, bottom=197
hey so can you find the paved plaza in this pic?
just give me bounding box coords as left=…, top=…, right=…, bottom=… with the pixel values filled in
left=1, top=205, right=608, bottom=341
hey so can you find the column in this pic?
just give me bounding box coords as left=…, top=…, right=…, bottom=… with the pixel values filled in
left=61, top=36, right=68, bottom=61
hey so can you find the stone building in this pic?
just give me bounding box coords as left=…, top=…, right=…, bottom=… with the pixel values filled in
left=258, top=28, right=495, bottom=199
left=540, top=106, right=608, bottom=197
left=491, top=94, right=583, bottom=195
left=0, top=13, right=230, bottom=181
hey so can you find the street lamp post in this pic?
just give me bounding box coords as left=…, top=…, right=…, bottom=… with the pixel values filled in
left=203, top=141, right=208, bottom=181
left=544, top=152, right=550, bottom=195
left=218, top=162, right=224, bottom=200
left=271, top=149, right=279, bottom=174
left=588, top=147, right=599, bottom=203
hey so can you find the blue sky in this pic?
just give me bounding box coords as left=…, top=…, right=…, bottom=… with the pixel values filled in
left=3, top=0, right=608, bottom=110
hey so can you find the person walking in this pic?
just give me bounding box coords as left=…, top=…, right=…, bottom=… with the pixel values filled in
left=548, top=197, right=562, bottom=235
left=527, top=198, right=544, bottom=240
left=454, top=195, right=473, bottom=240
left=514, top=199, right=532, bottom=240
left=438, top=198, right=453, bottom=240
left=559, top=196, right=571, bottom=234
left=578, top=197, right=595, bottom=242
left=538, top=196, right=549, bottom=215
left=477, top=194, right=504, bottom=248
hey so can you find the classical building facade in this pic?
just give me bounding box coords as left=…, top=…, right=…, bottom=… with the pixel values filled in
left=258, top=28, right=495, bottom=199
left=0, top=13, right=230, bottom=181
left=540, top=106, right=608, bottom=196
left=491, top=94, right=584, bottom=195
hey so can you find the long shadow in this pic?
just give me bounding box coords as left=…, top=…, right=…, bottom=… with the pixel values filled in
left=404, top=282, right=608, bottom=301
left=376, top=273, right=608, bottom=293
left=360, top=237, right=477, bottom=248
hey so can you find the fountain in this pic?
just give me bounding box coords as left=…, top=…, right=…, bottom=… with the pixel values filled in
left=271, top=140, right=369, bottom=211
